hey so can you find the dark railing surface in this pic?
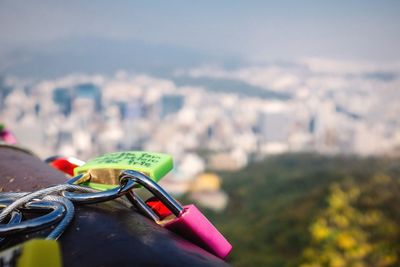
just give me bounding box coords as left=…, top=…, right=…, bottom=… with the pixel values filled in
left=0, top=146, right=231, bottom=267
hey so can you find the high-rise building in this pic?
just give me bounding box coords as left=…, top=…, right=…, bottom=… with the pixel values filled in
left=0, top=76, right=12, bottom=110
left=53, top=88, right=72, bottom=116
left=160, top=94, right=184, bottom=118
left=259, top=110, right=291, bottom=143
left=119, top=100, right=144, bottom=120
left=74, top=83, right=102, bottom=112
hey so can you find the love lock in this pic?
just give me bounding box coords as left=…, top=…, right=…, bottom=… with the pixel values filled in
left=121, top=170, right=232, bottom=259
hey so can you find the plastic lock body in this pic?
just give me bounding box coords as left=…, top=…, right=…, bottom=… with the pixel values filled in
left=165, top=204, right=232, bottom=259
left=121, top=170, right=232, bottom=259
left=45, top=156, right=84, bottom=176
left=0, top=239, right=61, bottom=267
left=73, top=151, right=173, bottom=190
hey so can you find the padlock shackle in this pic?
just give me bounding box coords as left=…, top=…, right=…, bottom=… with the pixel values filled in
left=125, top=191, right=160, bottom=222
left=121, top=170, right=184, bottom=217
left=63, top=174, right=138, bottom=204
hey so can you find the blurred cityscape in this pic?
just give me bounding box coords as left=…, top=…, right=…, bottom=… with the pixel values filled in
left=1, top=58, right=400, bottom=210
left=1, top=2, right=399, bottom=265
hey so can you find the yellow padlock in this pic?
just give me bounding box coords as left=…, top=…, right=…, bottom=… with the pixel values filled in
left=0, top=239, right=62, bottom=267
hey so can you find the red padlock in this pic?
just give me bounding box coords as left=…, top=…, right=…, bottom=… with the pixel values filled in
left=145, top=196, right=173, bottom=219
left=122, top=170, right=232, bottom=259
left=45, top=156, right=85, bottom=176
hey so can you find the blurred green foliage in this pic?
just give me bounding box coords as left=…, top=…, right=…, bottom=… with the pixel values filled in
left=199, top=153, right=400, bottom=267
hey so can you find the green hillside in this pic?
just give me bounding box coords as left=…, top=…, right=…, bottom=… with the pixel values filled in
left=200, top=153, right=400, bottom=267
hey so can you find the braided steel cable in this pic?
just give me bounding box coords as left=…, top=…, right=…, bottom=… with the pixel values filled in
left=0, top=184, right=95, bottom=223
left=0, top=178, right=134, bottom=240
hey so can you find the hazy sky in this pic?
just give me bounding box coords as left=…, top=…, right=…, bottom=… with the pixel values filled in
left=1, top=0, right=400, bottom=62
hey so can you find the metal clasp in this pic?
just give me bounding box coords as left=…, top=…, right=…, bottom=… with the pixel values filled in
left=63, top=173, right=137, bottom=204
left=120, top=170, right=184, bottom=220
left=0, top=199, right=66, bottom=237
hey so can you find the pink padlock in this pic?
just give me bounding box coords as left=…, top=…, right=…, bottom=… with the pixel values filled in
left=121, top=170, right=232, bottom=259
left=0, top=129, right=17, bottom=144
left=164, top=204, right=232, bottom=259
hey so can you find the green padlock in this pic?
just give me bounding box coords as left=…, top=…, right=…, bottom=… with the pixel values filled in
left=0, top=239, right=62, bottom=267
left=73, top=151, right=173, bottom=190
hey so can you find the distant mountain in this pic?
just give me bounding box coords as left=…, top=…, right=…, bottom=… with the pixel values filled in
left=0, top=36, right=293, bottom=100
left=0, top=37, right=238, bottom=79
left=173, top=76, right=291, bottom=100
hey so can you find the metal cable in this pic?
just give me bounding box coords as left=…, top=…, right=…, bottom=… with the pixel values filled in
left=0, top=184, right=94, bottom=223
left=0, top=178, right=135, bottom=240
